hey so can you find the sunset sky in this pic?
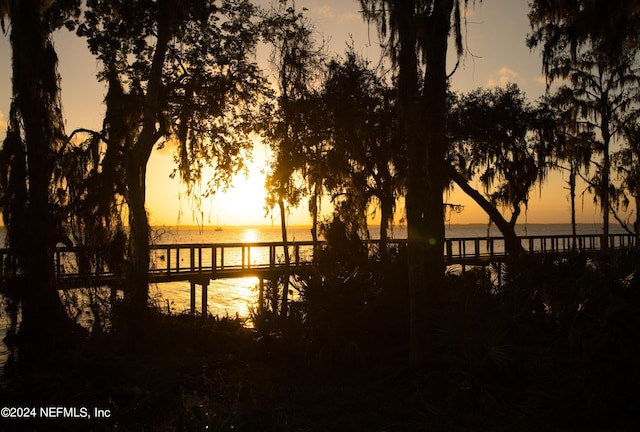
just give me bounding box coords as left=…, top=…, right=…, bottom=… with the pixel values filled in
left=0, top=0, right=612, bottom=227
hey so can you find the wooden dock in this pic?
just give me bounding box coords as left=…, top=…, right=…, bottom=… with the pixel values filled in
left=0, top=233, right=636, bottom=314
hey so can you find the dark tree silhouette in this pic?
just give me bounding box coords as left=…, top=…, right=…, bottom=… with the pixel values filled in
left=544, top=53, right=639, bottom=247
left=53, top=78, right=130, bottom=297
left=322, top=49, right=402, bottom=252
left=528, top=0, right=640, bottom=72
left=447, top=84, right=554, bottom=256
left=359, top=0, right=479, bottom=366
left=613, top=124, right=640, bottom=238
left=528, top=0, right=640, bottom=250
left=0, top=0, right=82, bottom=356
left=542, top=93, right=593, bottom=245
left=76, top=0, right=270, bottom=325
left=263, top=4, right=324, bottom=317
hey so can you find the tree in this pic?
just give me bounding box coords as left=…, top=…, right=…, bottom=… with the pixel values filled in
left=263, top=3, right=323, bottom=317
left=53, top=92, right=129, bottom=290
left=613, top=124, right=640, bottom=238
left=0, top=0, right=82, bottom=356
left=527, top=0, right=640, bottom=72
left=547, top=51, right=639, bottom=247
left=528, top=0, right=640, bottom=250
left=543, top=94, right=593, bottom=245
left=76, top=0, right=269, bottom=321
left=359, top=0, right=479, bottom=366
left=321, top=49, right=402, bottom=253
left=447, top=84, right=554, bottom=256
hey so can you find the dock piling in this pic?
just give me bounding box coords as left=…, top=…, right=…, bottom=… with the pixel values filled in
left=190, top=282, right=196, bottom=315
left=189, top=280, right=210, bottom=316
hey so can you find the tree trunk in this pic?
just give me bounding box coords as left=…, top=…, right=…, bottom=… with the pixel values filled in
left=397, top=0, right=453, bottom=367
left=449, top=168, right=526, bottom=256
left=602, top=137, right=611, bottom=252
left=278, top=198, right=291, bottom=317
left=635, top=194, right=640, bottom=244
left=122, top=14, right=170, bottom=320
left=569, top=164, right=577, bottom=249
left=310, top=180, right=320, bottom=260
left=395, top=1, right=426, bottom=366
left=414, top=0, right=455, bottom=367
left=418, top=0, right=451, bottom=288
left=10, top=1, right=74, bottom=343
left=125, top=152, right=151, bottom=312
left=379, top=195, right=392, bottom=261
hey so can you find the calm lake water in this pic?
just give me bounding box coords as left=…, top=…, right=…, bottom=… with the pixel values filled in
left=0, top=223, right=627, bottom=367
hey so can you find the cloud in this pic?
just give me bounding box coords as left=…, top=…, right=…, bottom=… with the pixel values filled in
left=316, top=4, right=359, bottom=23
left=486, top=67, right=519, bottom=87
left=338, top=12, right=360, bottom=23
left=317, top=4, right=334, bottom=19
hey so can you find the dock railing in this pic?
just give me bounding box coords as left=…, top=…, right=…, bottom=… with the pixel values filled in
left=0, top=233, right=636, bottom=289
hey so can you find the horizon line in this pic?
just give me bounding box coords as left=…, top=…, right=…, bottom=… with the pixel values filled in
left=150, top=221, right=608, bottom=229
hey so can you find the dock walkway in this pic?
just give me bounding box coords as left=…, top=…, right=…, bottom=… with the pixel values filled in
left=1, top=233, right=636, bottom=288
left=0, top=233, right=635, bottom=314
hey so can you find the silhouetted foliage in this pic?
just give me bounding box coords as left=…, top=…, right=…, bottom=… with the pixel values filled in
left=263, top=3, right=323, bottom=212
left=322, top=48, right=403, bottom=246
left=0, top=0, right=84, bottom=360
left=541, top=95, right=594, bottom=242
left=299, top=217, right=409, bottom=370
left=262, top=3, right=323, bottom=317
left=54, top=128, right=128, bottom=288
left=424, top=269, right=520, bottom=418
left=613, top=124, right=640, bottom=236
left=73, top=0, right=271, bottom=323
left=447, top=84, right=555, bottom=255
left=527, top=0, right=640, bottom=75
left=528, top=0, right=640, bottom=247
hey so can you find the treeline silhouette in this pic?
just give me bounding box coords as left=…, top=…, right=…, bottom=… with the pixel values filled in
left=1, top=0, right=639, bottom=430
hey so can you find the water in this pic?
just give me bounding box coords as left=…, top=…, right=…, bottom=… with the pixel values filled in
left=0, top=223, right=628, bottom=367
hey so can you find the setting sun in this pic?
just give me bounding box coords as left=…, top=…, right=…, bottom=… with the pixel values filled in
left=210, top=167, right=269, bottom=227
left=146, top=142, right=284, bottom=227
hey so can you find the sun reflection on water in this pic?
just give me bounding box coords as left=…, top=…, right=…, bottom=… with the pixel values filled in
left=241, top=228, right=259, bottom=243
